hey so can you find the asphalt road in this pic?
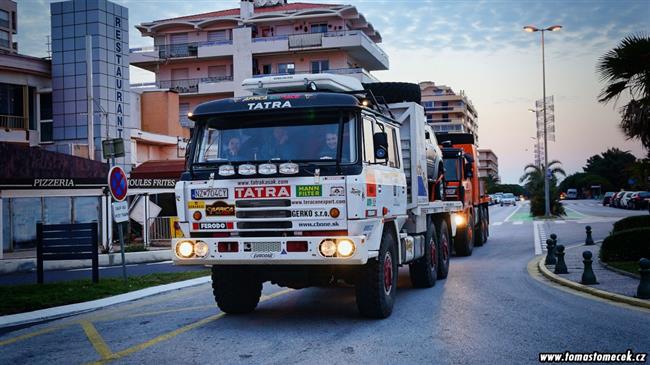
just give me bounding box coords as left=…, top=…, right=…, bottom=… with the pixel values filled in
left=1, top=201, right=648, bottom=364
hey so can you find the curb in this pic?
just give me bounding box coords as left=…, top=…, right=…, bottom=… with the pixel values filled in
left=536, top=256, right=650, bottom=310
left=0, top=275, right=211, bottom=329
left=0, top=250, right=171, bottom=274
left=599, top=260, right=641, bottom=279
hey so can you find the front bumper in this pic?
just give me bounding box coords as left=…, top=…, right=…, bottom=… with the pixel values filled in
left=172, top=235, right=372, bottom=266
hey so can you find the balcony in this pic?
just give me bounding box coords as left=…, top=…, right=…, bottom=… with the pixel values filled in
left=253, top=67, right=378, bottom=83
left=0, top=38, right=9, bottom=49
left=153, top=76, right=234, bottom=95
left=131, top=41, right=233, bottom=69
left=0, top=114, right=27, bottom=130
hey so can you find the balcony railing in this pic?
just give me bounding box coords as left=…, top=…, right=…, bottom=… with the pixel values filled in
left=0, top=39, right=9, bottom=49
left=253, top=67, right=371, bottom=78
left=155, top=76, right=233, bottom=94
left=130, top=40, right=234, bottom=59
left=0, top=19, right=9, bottom=29
left=0, top=114, right=27, bottom=130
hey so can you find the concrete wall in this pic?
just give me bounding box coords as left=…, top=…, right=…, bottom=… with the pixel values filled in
left=140, top=90, right=183, bottom=136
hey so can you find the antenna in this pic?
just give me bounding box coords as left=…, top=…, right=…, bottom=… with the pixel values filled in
left=46, top=36, right=51, bottom=59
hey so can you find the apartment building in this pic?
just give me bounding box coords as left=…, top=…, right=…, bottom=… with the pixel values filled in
left=420, top=81, right=479, bottom=144
left=0, top=0, right=17, bottom=54
left=130, top=0, right=388, bottom=127
left=478, top=148, right=499, bottom=182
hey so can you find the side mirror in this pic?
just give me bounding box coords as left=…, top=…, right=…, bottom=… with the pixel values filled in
left=425, top=131, right=430, bottom=139
left=464, top=162, right=473, bottom=178
left=373, top=132, right=388, bottom=160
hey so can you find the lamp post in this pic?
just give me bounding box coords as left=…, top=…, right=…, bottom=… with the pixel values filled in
left=524, top=24, right=562, bottom=217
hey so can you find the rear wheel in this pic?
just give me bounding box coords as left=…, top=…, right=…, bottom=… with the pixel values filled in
left=211, top=267, right=262, bottom=314
left=454, top=211, right=474, bottom=256
left=409, top=216, right=437, bottom=288
left=435, top=218, right=451, bottom=279
left=356, top=230, right=398, bottom=318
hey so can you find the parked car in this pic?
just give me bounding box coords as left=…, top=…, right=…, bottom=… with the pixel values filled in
left=500, top=193, right=517, bottom=206
left=619, top=191, right=636, bottom=209
left=602, top=191, right=615, bottom=206
left=611, top=191, right=625, bottom=208
left=628, top=191, right=650, bottom=210
left=566, top=188, right=578, bottom=199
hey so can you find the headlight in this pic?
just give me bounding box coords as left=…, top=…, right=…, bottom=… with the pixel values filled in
left=279, top=162, right=299, bottom=174
left=238, top=164, right=256, bottom=175
left=336, top=239, right=355, bottom=257
left=258, top=163, right=277, bottom=175
left=194, top=241, right=209, bottom=258
left=453, top=213, right=465, bottom=227
left=319, top=239, right=337, bottom=257
left=219, top=164, right=235, bottom=176
left=176, top=240, right=194, bottom=258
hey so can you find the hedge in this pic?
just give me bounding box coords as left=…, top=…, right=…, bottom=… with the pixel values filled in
left=612, top=215, right=650, bottom=233
left=600, top=227, right=650, bottom=262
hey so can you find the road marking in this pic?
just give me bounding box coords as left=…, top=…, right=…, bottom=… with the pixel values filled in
left=563, top=206, right=588, bottom=218
left=87, top=288, right=294, bottom=365
left=513, top=221, right=523, bottom=225
left=554, top=221, right=566, bottom=224
left=492, top=222, right=503, bottom=226
left=0, top=325, right=67, bottom=346
left=533, top=221, right=542, bottom=255
left=97, top=305, right=217, bottom=322
left=503, top=204, right=523, bottom=223
left=81, top=320, right=112, bottom=359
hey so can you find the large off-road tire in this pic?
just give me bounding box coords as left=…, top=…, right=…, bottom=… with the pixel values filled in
left=435, top=217, right=451, bottom=279
left=409, top=216, right=437, bottom=288
left=482, top=206, right=489, bottom=243
left=362, top=82, right=421, bottom=104
left=355, top=229, right=398, bottom=318
left=475, top=207, right=486, bottom=247
left=454, top=212, right=474, bottom=257
left=212, top=267, right=262, bottom=314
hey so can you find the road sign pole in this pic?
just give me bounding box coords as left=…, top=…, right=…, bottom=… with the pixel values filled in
left=118, top=222, right=127, bottom=282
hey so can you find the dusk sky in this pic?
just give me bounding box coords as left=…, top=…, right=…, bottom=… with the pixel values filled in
left=16, top=0, right=650, bottom=183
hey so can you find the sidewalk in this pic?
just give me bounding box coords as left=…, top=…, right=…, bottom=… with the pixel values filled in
left=0, top=247, right=171, bottom=275
left=539, top=243, right=649, bottom=308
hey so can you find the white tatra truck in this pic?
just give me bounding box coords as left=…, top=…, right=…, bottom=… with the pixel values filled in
left=173, top=74, right=462, bottom=318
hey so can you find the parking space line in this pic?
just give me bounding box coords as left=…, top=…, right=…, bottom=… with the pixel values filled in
left=88, top=288, right=294, bottom=364
left=0, top=325, right=68, bottom=346
left=96, top=305, right=217, bottom=323
left=81, top=320, right=113, bottom=359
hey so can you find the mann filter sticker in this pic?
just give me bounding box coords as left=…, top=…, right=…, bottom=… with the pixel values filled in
left=188, top=201, right=206, bottom=209
left=296, top=185, right=322, bottom=197
left=206, top=201, right=235, bottom=216
left=191, top=188, right=228, bottom=199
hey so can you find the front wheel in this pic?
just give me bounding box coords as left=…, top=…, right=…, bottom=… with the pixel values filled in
left=436, top=218, right=451, bottom=279
left=454, top=212, right=474, bottom=256
left=356, top=230, right=398, bottom=318
left=212, top=267, right=262, bottom=314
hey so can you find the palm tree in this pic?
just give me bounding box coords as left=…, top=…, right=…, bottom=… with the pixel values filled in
left=520, top=160, right=566, bottom=216
left=597, top=34, right=650, bottom=150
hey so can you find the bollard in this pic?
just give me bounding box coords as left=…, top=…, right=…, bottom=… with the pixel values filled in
left=585, top=226, right=595, bottom=246
left=550, top=233, right=558, bottom=246
left=545, top=238, right=557, bottom=265
left=637, top=258, right=650, bottom=299
left=554, top=245, right=569, bottom=274
left=580, top=251, right=598, bottom=285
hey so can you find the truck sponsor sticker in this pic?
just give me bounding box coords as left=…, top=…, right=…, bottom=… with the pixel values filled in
left=247, top=101, right=292, bottom=110
left=235, top=185, right=291, bottom=199
left=291, top=198, right=346, bottom=206
left=366, top=183, right=377, bottom=198
left=297, top=221, right=341, bottom=228
left=296, top=185, right=322, bottom=197
left=206, top=201, right=235, bottom=216
left=191, top=188, right=228, bottom=200
left=188, top=201, right=206, bottom=209
left=330, top=186, right=344, bottom=196
left=195, top=222, right=234, bottom=230
left=367, top=198, right=376, bottom=207
left=251, top=253, right=275, bottom=258
left=291, top=209, right=329, bottom=218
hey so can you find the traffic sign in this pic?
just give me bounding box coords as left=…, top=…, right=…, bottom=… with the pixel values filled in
left=112, top=201, right=129, bottom=223
left=108, top=166, right=128, bottom=201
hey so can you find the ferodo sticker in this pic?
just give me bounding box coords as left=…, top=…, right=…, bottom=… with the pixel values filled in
left=296, top=185, right=322, bottom=197
left=192, top=188, right=228, bottom=199
left=291, top=209, right=329, bottom=218
left=235, top=185, right=291, bottom=199
left=206, top=201, right=235, bottom=216
left=195, top=222, right=234, bottom=230
left=188, top=201, right=205, bottom=209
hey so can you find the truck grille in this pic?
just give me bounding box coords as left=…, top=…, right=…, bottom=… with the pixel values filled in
left=237, top=221, right=292, bottom=229
left=243, top=241, right=282, bottom=253
left=236, top=210, right=291, bottom=219
left=236, top=199, right=291, bottom=208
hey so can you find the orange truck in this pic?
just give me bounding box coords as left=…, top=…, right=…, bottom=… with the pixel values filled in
left=436, top=133, right=490, bottom=256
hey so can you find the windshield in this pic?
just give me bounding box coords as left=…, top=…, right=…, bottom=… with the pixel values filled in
left=503, top=193, right=515, bottom=198
left=194, top=112, right=357, bottom=164
left=443, top=158, right=461, bottom=181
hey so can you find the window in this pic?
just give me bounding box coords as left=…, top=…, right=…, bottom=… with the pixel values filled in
left=208, top=65, right=228, bottom=80
left=311, top=60, right=329, bottom=73
left=385, top=125, right=400, bottom=168
left=363, top=116, right=375, bottom=163
left=277, top=63, right=295, bottom=75
left=262, top=64, right=272, bottom=75
left=207, top=30, right=229, bottom=42
left=40, top=93, right=53, bottom=143
left=179, top=103, right=192, bottom=128
left=423, top=101, right=433, bottom=109
left=0, top=10, right=8, bottom=28
left=310, top=23, right=328, bottom=33
left=0, top=30, right=8, bottom=48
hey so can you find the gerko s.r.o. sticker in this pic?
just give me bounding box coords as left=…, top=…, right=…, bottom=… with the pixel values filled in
left=191, top=188, right=228, bottom=199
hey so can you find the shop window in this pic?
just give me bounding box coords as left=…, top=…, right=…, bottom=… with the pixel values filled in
left=73, top=197, right=100, bottom=224
left=44, top=197, right=72, bottom=225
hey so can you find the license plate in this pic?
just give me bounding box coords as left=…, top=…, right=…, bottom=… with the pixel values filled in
left=192, top=188, right=228, bottom=199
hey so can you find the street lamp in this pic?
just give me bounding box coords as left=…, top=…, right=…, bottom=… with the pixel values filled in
left=524, top=24, right=562, bottom=217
